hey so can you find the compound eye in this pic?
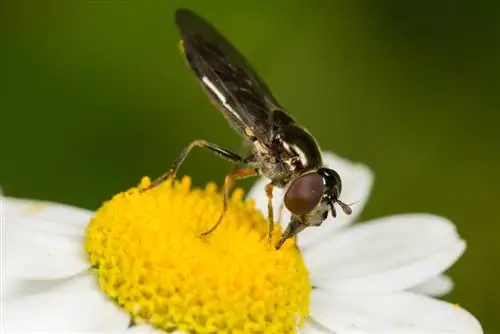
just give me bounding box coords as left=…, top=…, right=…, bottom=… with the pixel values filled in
left=284, top=172, right=324, bottom=215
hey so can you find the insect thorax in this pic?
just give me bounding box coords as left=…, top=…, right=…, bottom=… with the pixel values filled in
left=252, top=124, right=323, bottom=188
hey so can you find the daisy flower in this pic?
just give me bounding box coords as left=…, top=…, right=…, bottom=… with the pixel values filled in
left=1, top=152, right=482, bottom=333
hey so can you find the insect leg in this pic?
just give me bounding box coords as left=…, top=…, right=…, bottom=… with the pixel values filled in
left=201, top=168, right=258, bottom=237
left=226, top=140, right=255, bottom=175
left=265, top=182, right=275, bottom=244
left=145, top=139, right=245, bottom=191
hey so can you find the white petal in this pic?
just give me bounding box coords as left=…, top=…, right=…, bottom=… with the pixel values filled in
left=310, top=290, right=482, bottom=333
left=3, top=214, right=89, bottom=279
left=2, top=276, right=74, bottom=302
left=299, top=320, right=334, bottom=333
left=5, top=213, right=86, bottom=238
left=3, top=274, right=130, bottom=332
left=409, top=274, right=454, bottom=297
left=246, top=151, right=373, bottom=250
left=306, top=214, right=465, bottom=293
left=2, top=196, right=93, bottom=227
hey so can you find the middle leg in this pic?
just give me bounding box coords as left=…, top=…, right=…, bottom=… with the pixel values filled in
left=201, top=168, right=259, bottom=237
left=265, top=182, right=275, bottom=244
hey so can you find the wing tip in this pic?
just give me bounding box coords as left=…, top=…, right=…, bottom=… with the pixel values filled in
left=175, top=8, right=191, bottom=25
left=175, top=8, right=206, bottom=29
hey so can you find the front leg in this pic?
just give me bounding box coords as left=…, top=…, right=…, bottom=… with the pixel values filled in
left=201, top=168, right=259, bottom=237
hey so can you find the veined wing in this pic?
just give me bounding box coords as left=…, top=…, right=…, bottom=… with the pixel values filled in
left=175, top=9, right=295, bottom=146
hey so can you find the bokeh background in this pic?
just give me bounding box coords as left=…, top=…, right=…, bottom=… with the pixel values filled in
left=1, top=1, right=499, bottom=331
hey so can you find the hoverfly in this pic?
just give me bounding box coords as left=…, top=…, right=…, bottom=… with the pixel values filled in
left=147, top=9, right=352, bottom=249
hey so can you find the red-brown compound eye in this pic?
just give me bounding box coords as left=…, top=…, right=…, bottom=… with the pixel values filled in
left=284, top=172, right=324, bottom=215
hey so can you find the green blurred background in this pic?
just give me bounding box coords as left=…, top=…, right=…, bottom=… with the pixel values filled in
left=1, top=1, right=499, bottom=331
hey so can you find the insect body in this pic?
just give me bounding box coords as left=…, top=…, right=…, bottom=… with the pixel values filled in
left=148, top=9, right=352, bottom=249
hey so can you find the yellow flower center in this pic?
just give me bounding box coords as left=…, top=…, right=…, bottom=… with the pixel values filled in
left=85, top=176, right=311, bottom=333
